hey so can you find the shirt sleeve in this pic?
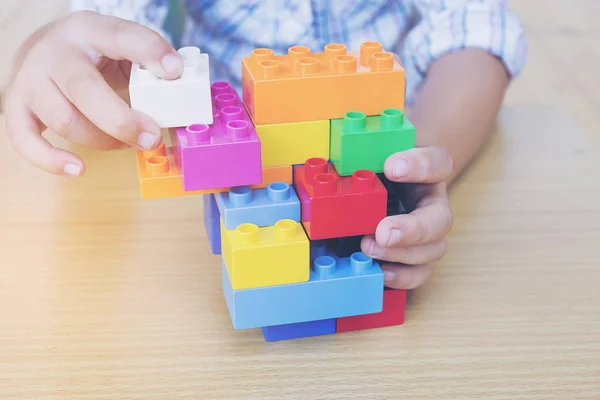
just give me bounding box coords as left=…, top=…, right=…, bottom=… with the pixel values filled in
left=402, top=0, right=529, bottom=103
left=68, top=0, right=173, bottom=45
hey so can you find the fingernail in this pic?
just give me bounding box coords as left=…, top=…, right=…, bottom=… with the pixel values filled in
left=138, top=132, right=159, bottom=150
left=389, top=229, right=403, bottom=245
left=393, top=158, right=409, bottom=178
left=64, top=163, right=82, bottom=177
left=366, top=237, right=386, bottom=258
left=383, top=269, right=396, bottom=282
left=161, top=53, right=182, bottom=74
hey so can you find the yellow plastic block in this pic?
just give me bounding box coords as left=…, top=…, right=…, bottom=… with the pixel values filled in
left=221, top=218, right=310, bottom=290
left=136, top=145, right=292, bottom=200
left=251, top=115, right=330, bottom=167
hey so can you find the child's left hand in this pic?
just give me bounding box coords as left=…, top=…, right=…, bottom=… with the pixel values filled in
left=361, top=146, right=454, bottom=289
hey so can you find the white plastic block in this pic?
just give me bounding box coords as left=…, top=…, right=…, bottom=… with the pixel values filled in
left=129, top=47, right=213, bottom=128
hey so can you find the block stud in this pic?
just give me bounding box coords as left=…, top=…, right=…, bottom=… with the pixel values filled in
left=186, top=124, right=210, bottom=144
left=304, top=157, right=328, bottom=184
left=295, top=57, right=319, bottom=76
left=178, top=46, right=202, bottom=73
left=370, top=52, right=394, bottom=72
left=211, top=81, right=232, bottom=96
left=313, top=256, right=337, bottom=279
left=258, top=60, right=281, bottom=79
left=350, top=252, right=374, bottom=274
left=313, top=173, right=338, bottom=196
left=146, top=156, right=169, bottom=176
left=235, top=223, right=260, bottom=245
left=145, top=143, right=167, bottom=158
left=229, top=186, right=252, bottom=206
left=220, top=106, right=244, bottom=123
left=215, top=93, right=238, bottom=109
left=251, top=48, right=274, bottom=62
left=352, top=170, right=376, bottom=192
left=275, top=219, right=298, bottom=242
left=267, top=182, right=291, bottom=203
left=343, top=111, right=367, bottom=132
left=333, top=55, right=357, bottom=74
left=310, top=240, right=328, bottom=261
left=324, top=43, right=347, bottom=58
left=288, top=45, right=311, bottom=59
left=380, top=108, right=404, bottom=129
left=226, top=120, right=250, bottom=140
left=360, top=41, right=383, bottom=67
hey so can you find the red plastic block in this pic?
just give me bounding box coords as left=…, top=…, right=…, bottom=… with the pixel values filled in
left=336, top=288, right=406, bottom=332
left=169, top=81, right=262, bottom=191
left=293, top=158, right=387, bottom=240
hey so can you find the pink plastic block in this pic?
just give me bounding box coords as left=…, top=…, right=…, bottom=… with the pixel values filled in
left=170, top=82, right=262, bottom=191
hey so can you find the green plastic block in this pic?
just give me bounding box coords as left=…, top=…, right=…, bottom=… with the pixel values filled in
left=330, top=109, right=416, bottom=176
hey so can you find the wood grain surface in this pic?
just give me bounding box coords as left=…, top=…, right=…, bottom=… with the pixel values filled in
left=1, top=106, right=599, bottom=399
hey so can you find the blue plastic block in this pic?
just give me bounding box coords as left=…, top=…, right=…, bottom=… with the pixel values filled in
left=222, top=251, right=383, bottom=330
left=310, top=239, right=329, bottom=262
left=214, top=182, right=301, bottom=230
left=262, top=319, right=336, bottom=342
left=203, top=194, right=221, bottom=255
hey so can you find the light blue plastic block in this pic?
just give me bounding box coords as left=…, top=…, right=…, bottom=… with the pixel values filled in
left=262, top=319, right=336, bottom=342
left=222, top=251, right=383, bottom=330
left=214, top=182, right=301, bottom=230
left=202, top=194, right=221, bottom=255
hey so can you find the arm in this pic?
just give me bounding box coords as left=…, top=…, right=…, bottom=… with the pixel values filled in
left=402, top=0, right=529, bottom=185
left=408, top=49, right=509, bottom=184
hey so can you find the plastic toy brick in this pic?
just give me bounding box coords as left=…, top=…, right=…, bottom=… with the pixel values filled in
left=242, top=42, right=405, bottom=125
left=293, top=158, right=387, bottom=240
left=262, top=319, right=336, bottom=342
left=215, top=182, right=300, bottom=230
left=220, top=219, right=309, bottom=290
left=135, top=144, right=229, bottom=200
left=330, top=109, right=416, bottom=176
left=169, top=81, right=262, bottom=191
left=251, top=117, right=330, bottom=167
left=222, top=251, right=384, bottom=330
left=337, top=289, right=406, bottom=333
left=129, top=47, right=213, bottom=127
left=203, top=194, right=221, bottom=255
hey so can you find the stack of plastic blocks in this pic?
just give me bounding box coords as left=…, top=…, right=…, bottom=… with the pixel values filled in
left=130, top=42, right=417, bottom=342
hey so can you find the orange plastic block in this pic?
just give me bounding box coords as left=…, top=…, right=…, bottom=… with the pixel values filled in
left=136, top=144, right=292, bottom=200
left=242, top=41, right=405, bottom=125
left=250, top=164, right=292, bottom=189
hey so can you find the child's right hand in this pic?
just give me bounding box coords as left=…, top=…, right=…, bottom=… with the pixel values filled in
left=4, top=11, right=183, bottom=177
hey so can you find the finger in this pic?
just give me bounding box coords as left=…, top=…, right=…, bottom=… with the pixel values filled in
left=383, top=145, right=454, bottom=183
left=67, top=10, right=182, bottom=79
left=27, top=77, right=127, bottom=150
left=51, top=51, right=162, bottom=150
left=361, top=236, right=447, bottom=265
left=5, top=95, right=85, bottom=177
left=373, top=194, right=453, bottom=247
left=381, top=263, right=432, bottom=290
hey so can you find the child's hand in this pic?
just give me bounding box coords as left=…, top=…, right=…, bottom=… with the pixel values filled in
left=4, top=11, right=183, bottom=177
left=361, top=146, right=454, bottom=289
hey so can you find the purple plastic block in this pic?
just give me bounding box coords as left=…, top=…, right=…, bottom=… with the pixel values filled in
left=171, top=81, right=262, bottom=191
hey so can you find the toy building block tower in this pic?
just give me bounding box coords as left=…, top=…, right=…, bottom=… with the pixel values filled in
left=131, top=42, right=415, bottom=342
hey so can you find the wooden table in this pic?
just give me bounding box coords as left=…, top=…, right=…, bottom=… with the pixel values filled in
left=1, top=106, right=599, bottom=399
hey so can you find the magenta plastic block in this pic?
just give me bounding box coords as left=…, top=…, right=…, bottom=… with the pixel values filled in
left=170, top=81, right=262, bottom=191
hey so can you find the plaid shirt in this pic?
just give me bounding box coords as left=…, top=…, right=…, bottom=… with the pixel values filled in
left=70, top=0, right=528, bottom=104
